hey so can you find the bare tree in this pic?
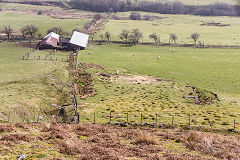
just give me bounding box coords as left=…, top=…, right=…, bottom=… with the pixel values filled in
left=129, top=29, right=143, bottom=44
left=149, top=33, right=160, bottom=43
left=99, top=34, right=104, bottom=44
left=105, top=31, right=111, bottom=41
left=21, top=25, right=39, bottom=43
left=4, top=25, right=13, bottom=41
left=169, top=33, right=178, bottom=44
left=119, top=29, right=129, bottom=42
left=20, top=27, right=27, bottom=39
left=191, top=33, right=200, bottom=45
left=47, top=26, right=69, bottom=37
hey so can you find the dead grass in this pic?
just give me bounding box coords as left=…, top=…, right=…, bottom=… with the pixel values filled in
left=1, top=123, right=239, bottom=159
left=183, top=131, right=240, bottom=159
left=0, top=124, right=14, bottom=132
left=0, top=133, right=32, bottom=142
left=54, top=139, right=84, bottom=155
left=40, top=123, right=72, bottom=140
left=14, top=123, right=29, bottom=129
left=134, top=132, right=158, bottom=145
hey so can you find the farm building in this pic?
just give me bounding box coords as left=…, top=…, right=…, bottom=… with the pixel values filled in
left=69, top=31, right=89, bottom=50
left=37, top=32, right=60, bottom=50
left=37, top=31, right=89, bottom=51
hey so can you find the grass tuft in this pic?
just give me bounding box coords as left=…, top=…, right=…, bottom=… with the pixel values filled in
left=134, top=132, right=158, bottom=145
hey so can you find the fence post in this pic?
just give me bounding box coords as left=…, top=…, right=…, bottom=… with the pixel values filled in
left=77, top=113, right=80, bottom=123
left=155, top=114, right=158, bottom=128
left=188, top=114, right=191, bottom=126
left=23, top=113, right=26, bottom=123
left=94, top=112, right=96, bottom=124
left=141, top=113, right=143, bottom=124
left=8, top=112, right=11, bottom=122
left=109, top=111, right=112, bottom=123
left=234, top=119, right=236, bottom=130
left=209, top=119, right=212, bottom=129
left=172, top=115, right=174, bottom=125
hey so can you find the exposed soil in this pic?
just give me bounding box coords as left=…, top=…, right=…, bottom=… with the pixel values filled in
left=74, top=63, right=103, bottom=99
left=186, top=86, right=219, bottom=105
left=111, top=75, right=164, bottom=84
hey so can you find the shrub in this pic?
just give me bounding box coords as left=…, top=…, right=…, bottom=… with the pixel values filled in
left=134, top=132, right=158, bottom=145
left=37, top=10, right=43, bottom=15
left=1, top=133, right=32, bottom=142
left=94, top=14, right=102, bottom=21
left=129, top=12, right=141, bottom=20
left=143, top=14, right=151, bottom=20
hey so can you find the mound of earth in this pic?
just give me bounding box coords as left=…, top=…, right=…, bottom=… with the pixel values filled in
left=186, top=86, right=219, bottom=105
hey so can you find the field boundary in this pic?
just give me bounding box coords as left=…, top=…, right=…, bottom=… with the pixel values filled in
left=91, top=40, right=240, bottom=49
left=1, top=110, right=239, bottom=134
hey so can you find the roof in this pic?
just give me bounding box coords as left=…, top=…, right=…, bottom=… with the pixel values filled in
left=44, top=32, right=60, bottom=41
left=70, top=31, right=89, bottom=48
left=38, top=32, right=60, bottom=47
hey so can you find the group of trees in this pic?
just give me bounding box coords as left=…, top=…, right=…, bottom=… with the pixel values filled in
left=1, top=25, right=71, bottom=43
left=70, top=0, right=239, bottom=17
left=119, top=29, right=143, bottom=44
left=2, top=25, right=39, bottom=43
left=99, top=29, right=200, bottom=45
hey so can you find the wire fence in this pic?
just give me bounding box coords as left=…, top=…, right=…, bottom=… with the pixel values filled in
left=1, top=110, right=239, bottom=133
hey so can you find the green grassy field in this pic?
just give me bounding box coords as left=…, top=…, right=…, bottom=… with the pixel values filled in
left=0, top=12, right=89, bottom=35
left=99, top=13, right=240, bottom=45
left=74, top=44, right=240, bottom=129
left=82, top=44, right=240, bottom=95
left=0, top=43, right=70, bottom=122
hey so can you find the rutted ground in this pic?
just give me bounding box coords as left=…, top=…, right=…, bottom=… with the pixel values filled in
left=2, top=123, right=239, bottom=160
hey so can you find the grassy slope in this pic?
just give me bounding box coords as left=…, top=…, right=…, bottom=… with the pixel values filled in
left=82, top=44, right=240, bottom=95
left=0, top=12, right=88, bottom=35
left=76, top=44, right=240, bottom=129
left=99, top=13, right=240, bottom=45
left=0, top=43, right=70, bottom=122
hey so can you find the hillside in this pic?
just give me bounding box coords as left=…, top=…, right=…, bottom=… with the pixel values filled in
left=0, top=123, right=239, bottom=159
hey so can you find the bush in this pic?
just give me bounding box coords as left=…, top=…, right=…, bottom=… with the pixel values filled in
left=129, top=12, right=141, bottom=20
left=94, top=14, right=102, bottom=21
left=134, top=132, right=158, bottom=145
left=37, top=10, right=43, bottom=15
left=112, top=15, right=120, bottom=20
left=143, top=14, right=151, bottom=20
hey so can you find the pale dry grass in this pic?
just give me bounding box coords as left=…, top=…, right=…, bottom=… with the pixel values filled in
left=134, top=132, right=158, bottom=145
left=183, top=131, right=240, bottom=159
